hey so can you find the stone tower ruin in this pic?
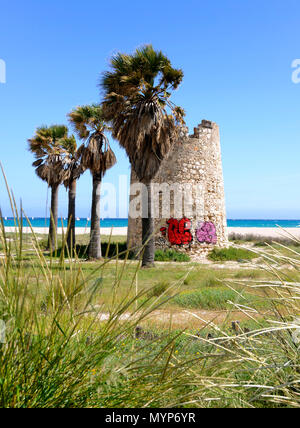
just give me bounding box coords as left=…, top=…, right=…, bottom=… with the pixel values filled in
left=127, top=120, right=228, bottom=260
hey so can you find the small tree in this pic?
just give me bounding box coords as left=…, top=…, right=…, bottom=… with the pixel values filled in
left=28, top=125, right=69, bottom=251
left=68, top=104, right=116, bottom=260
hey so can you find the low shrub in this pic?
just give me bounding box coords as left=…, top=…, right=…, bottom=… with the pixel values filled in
left=253, top=241, right=268, bottom=247
left=202, top=274, right=223, bottom=287
left=233, top=269, right=265, bottom=279
left=54, top=244, right=190, bottom=262
left=208, top=246, right=258, bottom=262
left=154, top=249, right=190, bottom=262
left=173, top=288, right=260, bottom=310
left=183, top=271, right=225, bottom=287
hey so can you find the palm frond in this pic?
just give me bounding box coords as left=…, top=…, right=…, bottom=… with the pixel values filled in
left=68, top=104, right=106, bottom=139
left=68, top=104, right=117, bottom=177
left=100, top=45, right=184, bottom=182
left=81, top=133, right=116, bottom=176
left=28, top=125, right=80, bottom=187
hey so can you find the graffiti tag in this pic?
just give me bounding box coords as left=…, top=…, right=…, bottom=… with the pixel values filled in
left=160, top=219, right=217, bottom=246
left=195, top=221, right=217, bottom=244
left=160, top=218, right=193, bottom=246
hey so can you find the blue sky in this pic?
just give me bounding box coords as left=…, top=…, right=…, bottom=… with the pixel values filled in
left=0, top=0, right=300, bottom=219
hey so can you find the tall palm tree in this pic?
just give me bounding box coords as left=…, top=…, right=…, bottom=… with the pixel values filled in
left=60, top=135, right=85, bottom=252
left=68, top=104, right=116, bottom=260
left=101, top=45, right=185, bottom=267
left=28, top=125, right=69, bottom=251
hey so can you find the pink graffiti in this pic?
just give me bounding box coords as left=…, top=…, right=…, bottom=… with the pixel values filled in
left=196, top=222, right=217, bottom=244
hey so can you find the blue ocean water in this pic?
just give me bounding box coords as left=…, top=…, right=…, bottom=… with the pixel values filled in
left=2, top=218, right=300, bottom=228
left=227, top=219, right=300, bottom=228
left=2, top=218, right=128, bottom=228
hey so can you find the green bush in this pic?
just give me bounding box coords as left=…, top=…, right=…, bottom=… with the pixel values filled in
left=253, top=241, right=268, bottom=247
left=202, top=274, right=222, bottom=287
left=154, top=249, right=190, bottom=262
left=54, top=244, right=190, bottom=262
left=208, top=246, right=258, bottom=262
left=173, top=288, right=258, bottom=310
left=234, top=269, right=264, bottom=279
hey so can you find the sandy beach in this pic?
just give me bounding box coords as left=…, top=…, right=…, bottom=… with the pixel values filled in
left=227, top=227, right=300, bottom=239
left=3, top=226, right=128, bottom=236
left=3, top=226, right=300, bottom=239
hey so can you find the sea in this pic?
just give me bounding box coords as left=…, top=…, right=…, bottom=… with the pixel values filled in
left=2, top=218, right=300, bottom=228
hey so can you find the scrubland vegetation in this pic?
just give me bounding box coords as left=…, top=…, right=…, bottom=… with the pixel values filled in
left=1, top=208, right=300, bottom=408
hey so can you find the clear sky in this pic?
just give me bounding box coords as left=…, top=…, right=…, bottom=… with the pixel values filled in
left=0, top=0, right=300, bottom=219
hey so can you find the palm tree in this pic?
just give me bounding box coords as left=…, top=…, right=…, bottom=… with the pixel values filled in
left=60, top=135, right=85, bottom=252
left=28, top=125, right=69, bottom=251
left=101, top=45, right=185, bottom=267
left=68, top=104, right=116, bottom=260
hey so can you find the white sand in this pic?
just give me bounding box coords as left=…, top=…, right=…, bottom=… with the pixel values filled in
left=4, top=227, right=128, bottom=236
left=227, top=227, right=300, bottom=239
left=4, top=226, right=300, bottom=239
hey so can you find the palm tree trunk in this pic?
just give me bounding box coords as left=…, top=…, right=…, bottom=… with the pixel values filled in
left=67, top=179, right=76, bottom=252
left=89, top=173, right=102, bottom=260
left=47, top=184, right=59, bottom=251
left=142, top=182, right=155, bottom=267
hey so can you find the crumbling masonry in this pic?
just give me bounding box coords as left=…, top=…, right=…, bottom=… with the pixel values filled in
left=127, top=120, right=228, bottom=260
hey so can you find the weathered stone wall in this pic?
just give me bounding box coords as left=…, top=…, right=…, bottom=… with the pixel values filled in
left=127, top=120, right=228, bottom=260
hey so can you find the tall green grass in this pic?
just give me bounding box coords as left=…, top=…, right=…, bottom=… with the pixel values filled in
left=55, top=243, right=190, bottom=262
left=173, top=288, right=264, bottom=310
left=1, top=167, right=300, bottom=407
left=0, top=169, right=231, bottom=408
left=2, top=212, right=300, bottom=406
left=0, top=225, right=201, bottom=406
left=189, top=238, right=300, bottom=407
left=208, top=246, right=258, bottom=262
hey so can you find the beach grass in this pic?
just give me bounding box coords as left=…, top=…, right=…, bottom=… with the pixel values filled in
left=208, top=246, right=258, bottom=262
left=2, top=182, right=300, bottom=407
left=2, top=224, right=300, bottom=407
left=172, top=287, right=266, bottom=310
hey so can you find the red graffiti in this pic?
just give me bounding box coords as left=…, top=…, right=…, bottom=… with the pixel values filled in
left=160, top=227, right=167, bottom=236
left=196, top=222, right=217, bottom=244
left=162, top=218, right=193, bottom=246
left=160, top=219, right=217, bottom=246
